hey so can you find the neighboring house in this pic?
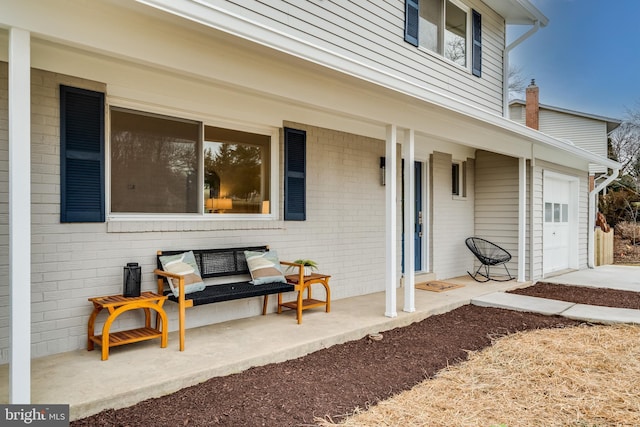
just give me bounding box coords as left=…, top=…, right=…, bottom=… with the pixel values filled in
left=0, top=0, right=620, bottom=401
left=509, top=81, right=621, bottom=274
left=510, top=81, right=621, bottom=185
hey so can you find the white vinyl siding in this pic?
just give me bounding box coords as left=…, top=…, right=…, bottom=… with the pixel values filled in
left=538, top=110, right=608, bottom=174
left=431, top=151, right=475, bottom=279
left=510, top=104, right=609, bottom=174
left=474, top=151, right=519, bottom=277
left=214, top=0, right=506, bottom=115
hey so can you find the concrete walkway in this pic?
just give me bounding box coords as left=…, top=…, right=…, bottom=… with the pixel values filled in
left=472, top=265, right=640, bottom=325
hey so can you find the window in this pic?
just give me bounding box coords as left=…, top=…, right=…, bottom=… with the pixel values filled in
left=204, top=126, right=271, bottom=214
left=545, top=203, right=569, bottom=223
left=452, top=160, right=466, bottom=197
left=405, top=0, right=481, bottom=76
left=110, top=107, right=273, bottom=216
left=110, top=108, right=200, bottom=214
left=420, top=0, right=467, bottom=66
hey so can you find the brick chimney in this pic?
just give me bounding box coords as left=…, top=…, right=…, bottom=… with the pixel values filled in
left=525, top=79, right=539, bottom=130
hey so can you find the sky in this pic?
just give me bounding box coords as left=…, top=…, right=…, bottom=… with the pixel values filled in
left=508, top=0, right=640, bottom=121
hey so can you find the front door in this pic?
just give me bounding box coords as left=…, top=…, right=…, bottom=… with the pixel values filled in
left=402, top=161, right=424, bottom=273
left=414, top=162, right=423, bottom=270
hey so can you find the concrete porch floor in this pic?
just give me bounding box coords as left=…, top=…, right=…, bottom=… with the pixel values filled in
left=5, top=266, right=636, bottom=421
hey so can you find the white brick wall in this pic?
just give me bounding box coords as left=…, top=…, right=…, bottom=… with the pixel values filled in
left=0, top=67, right=389, bottom=359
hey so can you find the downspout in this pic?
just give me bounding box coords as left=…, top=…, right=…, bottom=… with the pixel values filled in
left=588, top=169, right=619, bottom=268
left=503, top=21, right=540, bottom=117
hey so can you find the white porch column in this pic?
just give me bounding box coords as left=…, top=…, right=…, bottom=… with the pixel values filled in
left=385, top=125, right=397, bottom=318
left=402, top=129, right=415, bottom=313
left=9, top=27, right=32, bottom=404
left=517, top=157, right=526, bottom=282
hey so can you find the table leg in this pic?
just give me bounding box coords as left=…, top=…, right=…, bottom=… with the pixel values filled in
left=323, top=278, right=331, bottom=313
left=297, top=284, right=304, bottom=325
left=152, top=304, right=168, bottom=349
left=87, top=305, right=101, bottom=351
left=143, top=307, right=151, bottom=328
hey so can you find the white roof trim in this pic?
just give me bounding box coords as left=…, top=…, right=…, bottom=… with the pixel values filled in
left=484, top=0, right=549, bottom=26
left=510, top=99, right=621, bottom=126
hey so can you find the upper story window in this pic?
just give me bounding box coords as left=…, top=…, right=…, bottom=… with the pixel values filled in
left=405, top=0, right=482, bottom=76
left=109, top=107, right=272, bottom=216
left=420, top=0, right=468, bottom=66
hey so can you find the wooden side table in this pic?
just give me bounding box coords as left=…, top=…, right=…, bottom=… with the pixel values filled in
left=278, top=273, right=331, bottom=324
left=87, top=291, right=168, bottom=360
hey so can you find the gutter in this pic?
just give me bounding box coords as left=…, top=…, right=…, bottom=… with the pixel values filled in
left=503, top=20, right=540, bottom=117
left=588, top=168, right=620, bottom=268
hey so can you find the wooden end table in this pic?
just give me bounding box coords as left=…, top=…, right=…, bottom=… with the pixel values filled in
left=87, top=291, right=168, bottom=360
left=278, top=273, right=331, bottom=324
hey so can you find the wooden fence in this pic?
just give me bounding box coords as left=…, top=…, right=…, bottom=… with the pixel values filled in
left=594, top=227, right=614, bottom=266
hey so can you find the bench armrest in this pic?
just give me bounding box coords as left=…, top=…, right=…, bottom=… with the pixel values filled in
left=154, top=268, right=186, bottom=299
left=279, top=261, right=305, bottom=290
left=279, top=260, right=303, bottom=269
left=154, top=268, right=185, bottom=280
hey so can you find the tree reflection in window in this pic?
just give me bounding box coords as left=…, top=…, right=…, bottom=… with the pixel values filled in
left=204, top=126, right=271, bottom=214
left=110, top=108, right=199, bottom=213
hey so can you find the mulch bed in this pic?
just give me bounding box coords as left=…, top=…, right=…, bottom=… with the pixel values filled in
left=71, top=284, right=638, bottom=427
left=508, top=282, right=640, bottom=310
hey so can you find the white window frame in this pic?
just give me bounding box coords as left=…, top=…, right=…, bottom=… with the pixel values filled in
left=452, top=159, right=466, bottom=199
left=105, top=98, right=280, bottom=222
left=418, top=0, right=472, bottom=71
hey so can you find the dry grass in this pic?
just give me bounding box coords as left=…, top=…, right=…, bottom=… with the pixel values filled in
left=320, top=325, right=640, bottom=427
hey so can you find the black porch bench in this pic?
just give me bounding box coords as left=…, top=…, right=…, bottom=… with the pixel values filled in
left=155, top=246, right=299, bottom=351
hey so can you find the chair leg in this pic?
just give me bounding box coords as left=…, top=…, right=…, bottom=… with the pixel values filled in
left=487, top=263, right=515, bottom=282
left=468, top=263, right=514, bottom=282
left=467, top=263, right=490, bottom=282
left=502, top=263, right=515, bottom=281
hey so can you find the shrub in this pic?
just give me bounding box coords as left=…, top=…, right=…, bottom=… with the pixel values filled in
left=616, top=221, right=640, bottom=242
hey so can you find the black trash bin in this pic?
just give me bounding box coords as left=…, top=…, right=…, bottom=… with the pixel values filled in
left=123, top=262, right=141, bottom=297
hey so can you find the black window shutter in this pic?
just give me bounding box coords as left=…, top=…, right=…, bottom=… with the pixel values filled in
left=60, top=85, right=105, bottom=222
left=284, top=127, right=306, bottom=221
left=405, top=0, right=419, bottom=46
left=472, top=9, right=482, bottom=77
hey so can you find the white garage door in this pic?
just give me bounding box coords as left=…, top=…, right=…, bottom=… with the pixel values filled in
left=543, top=173, right=578, bottom=274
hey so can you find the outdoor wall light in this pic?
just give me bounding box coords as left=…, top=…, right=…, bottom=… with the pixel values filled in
left=380, top=156, right=386, bottom=186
